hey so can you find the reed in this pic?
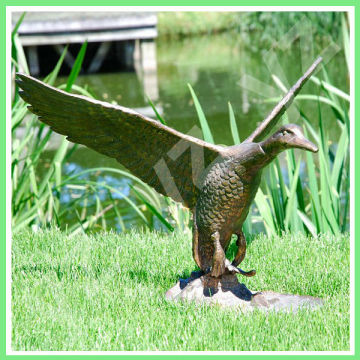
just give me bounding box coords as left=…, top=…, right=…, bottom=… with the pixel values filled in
left=11, top=14, right=172, bottom=235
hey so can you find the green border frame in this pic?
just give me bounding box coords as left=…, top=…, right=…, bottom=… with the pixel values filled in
left=1, top=1, right=358, bottom=359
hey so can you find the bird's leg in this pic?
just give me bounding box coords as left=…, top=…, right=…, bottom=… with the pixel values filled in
left=210, top=231, right=226, bottom=278
left=225, top=232, right=256, bottom=277
left=232, top=231, right=247, bottom=267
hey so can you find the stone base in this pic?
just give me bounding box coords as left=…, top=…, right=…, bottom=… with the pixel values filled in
left=165, top=271, right=323, bottom=313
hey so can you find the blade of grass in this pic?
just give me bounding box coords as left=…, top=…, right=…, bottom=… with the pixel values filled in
left=58, top=84, right=94, bottom=98
left=11, top=129, right=34, bottom=162
left=254, top=188, right=276, bottom=236
left=11, top=12, right=26, bottom=39
left=242, top=214, right=252, bottom=238
left=310, top=75, right=349, bottom=102
left=331, top=123, right=349, bottom=192
left=263, top=95, right=345, bottom=120
left=73, top=210, right=87, bottom=235
left=271, top=74, right=288, bottom=93
left=12, top=104, right=28, bottom=130
left=63, top=167, right=159, bottom=206
left=30, top=128, right=53, bottom=163
left=228, top=102, right=241, bottom=144
left=47, top=182, right=60, bottom=227
left=11, top=12, right=26, bottom=83
left=188, top=83, right=214, bottom=144
left=131, top=185, right=174, bottom=232
left=38, top=137, right=69, bottom=195
left=132, top=184, right=161, bottom=211
left=13, top=35, right=29, bottom=75
left=297, top=210, right=317, bottom=238
left=319, top=144, right=340, bottom=235
left=284, top=157, right=301, bottom=230
left=304, top=127, right=322, bottom=233
left=43, top=45, right=68, bottom=85
left=65, top=41, right=87, bottom=92
left=66, top=179, right=150, bottom=229
left=341, top=168, right=350, bottom=233
left=12, top=211, right=39, bottom=232
left=268, top=164, right=285, bottom=233
left=147, top=96, right=167, bottom=125
left=341, top=13, right=350, bottom=72
left=275, top=158, right=288, bottom=206
left=108, top=191, right=126, bottom=232
left=26, top=158, right=46, bottom=224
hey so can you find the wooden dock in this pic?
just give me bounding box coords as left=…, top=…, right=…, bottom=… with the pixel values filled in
left=12, top=11, right=159, bottom=99
left=12, top=11, right=157, bottom=46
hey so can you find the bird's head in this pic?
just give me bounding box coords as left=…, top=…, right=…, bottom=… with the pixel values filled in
left=261, top=124, right=318, bottom=154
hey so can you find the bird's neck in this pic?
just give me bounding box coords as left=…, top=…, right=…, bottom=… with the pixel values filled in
left=258, top=138, right=285, bottom=167
left=232, top=142, right=283, bottom=175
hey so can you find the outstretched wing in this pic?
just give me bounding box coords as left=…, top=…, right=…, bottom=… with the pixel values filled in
left=16, top=73, right=225, bottom=208
left=244, top=57, right=322, bottom=143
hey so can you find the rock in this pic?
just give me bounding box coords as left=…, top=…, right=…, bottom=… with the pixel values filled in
left=165, top=272, right=323, bottom=313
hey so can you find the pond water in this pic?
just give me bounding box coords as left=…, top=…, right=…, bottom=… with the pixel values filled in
left=42, top=30, right=348, bottom=232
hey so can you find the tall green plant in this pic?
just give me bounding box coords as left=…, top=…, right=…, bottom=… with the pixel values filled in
left=11, top=22, right=173, bottom=235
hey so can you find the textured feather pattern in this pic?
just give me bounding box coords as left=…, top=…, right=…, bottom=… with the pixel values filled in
left=16, top=73, right=225, bottom=208
left=194, top=155, right=261, bottom=270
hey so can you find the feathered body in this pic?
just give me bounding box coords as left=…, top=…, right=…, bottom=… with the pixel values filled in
left=194, top=144, right=262, bottom=271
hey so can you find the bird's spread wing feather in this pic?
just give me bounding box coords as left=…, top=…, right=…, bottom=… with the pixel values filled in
left=16, top=73, right=225, bottom=208
left=244, top=57, right=322, bottom=143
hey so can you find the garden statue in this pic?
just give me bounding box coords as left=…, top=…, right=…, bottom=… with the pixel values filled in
left=16, top=57, right=322, bottom=308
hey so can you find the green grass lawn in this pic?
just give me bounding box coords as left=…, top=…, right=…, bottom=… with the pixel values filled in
left=12, top=228, right=350, bottom=351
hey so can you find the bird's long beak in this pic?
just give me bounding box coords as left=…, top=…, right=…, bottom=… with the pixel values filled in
left=293, top=134, right=318, bottom=153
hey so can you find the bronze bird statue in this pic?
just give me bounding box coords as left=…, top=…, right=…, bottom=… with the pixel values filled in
left=16, top=57, right=321, bottom=279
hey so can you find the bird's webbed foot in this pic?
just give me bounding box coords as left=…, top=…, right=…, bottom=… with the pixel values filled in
left=209, top=231, right=256, bottom=278
left=225, top=259, right=256, bottom=277
left=228, top=231, right=256, bottom=277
